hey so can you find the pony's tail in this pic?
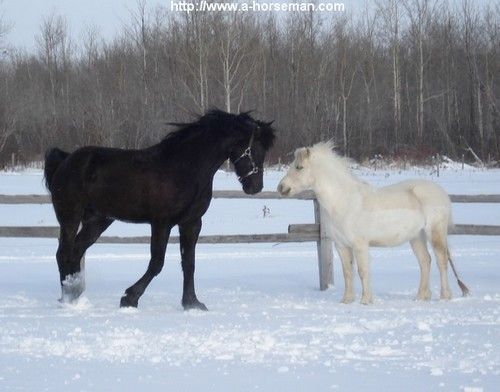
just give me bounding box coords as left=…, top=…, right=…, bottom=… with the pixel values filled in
left=44, top=148, right=69, bottom=192
left=447, top=249, right=470, bottom=297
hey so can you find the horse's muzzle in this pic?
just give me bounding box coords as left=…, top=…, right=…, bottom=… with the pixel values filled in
left=243, top=182, right=262, bottom=195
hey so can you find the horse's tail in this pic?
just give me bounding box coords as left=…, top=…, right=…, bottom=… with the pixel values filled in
left=44, top=148, right=69, bottom=191
left=447, top=249, right=470, bottom=297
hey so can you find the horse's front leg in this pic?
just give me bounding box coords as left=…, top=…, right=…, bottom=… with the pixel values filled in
left=120, top=223, right=171, bottom=308
left=336, top=245, right=355, bottom=304
left=353, top=243, right=373, bottom=305
left=179, top=218, right=207, bottom=311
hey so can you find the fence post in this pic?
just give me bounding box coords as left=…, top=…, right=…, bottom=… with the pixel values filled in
left=313, top=199, right=333, bottom=290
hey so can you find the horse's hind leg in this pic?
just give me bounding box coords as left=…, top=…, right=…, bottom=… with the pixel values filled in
left=430, top=224, right=452, bottom=300
left=120, top=223, right=171, bottom=308
left=72, top=214, right=114, bottom=262
left=61, top=214, right=114, bottom=298
left=55, top=210, right=83, bottom=303
left=179, top=218, right=206, bottom=311
left=410, top=231, right=432, bottom=301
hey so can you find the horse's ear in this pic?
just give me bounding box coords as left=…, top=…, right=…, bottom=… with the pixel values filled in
left=306, top=148, right=311, bottom=157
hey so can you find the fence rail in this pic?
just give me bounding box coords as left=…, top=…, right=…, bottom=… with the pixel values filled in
left=1, top=191, right=500, bottom=290
left=3, top=191, right=500, bottom=204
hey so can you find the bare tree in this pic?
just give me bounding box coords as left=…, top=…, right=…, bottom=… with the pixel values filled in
left=36, top=13, right=72, bottom=120
left=378, top=0, right=403, bottom=144
left=357, top=1, right=380, bottom=153
left=176, top=11, right=212, bottom=113
left=336, top=19, right=358, bottom=155
left=0, top=0, right=499, bottom=165
left=0, top=0, right=14, bottom=161
left=461, top=0, right=485, bottom=153
left=213, top=12, right=259, bottom=113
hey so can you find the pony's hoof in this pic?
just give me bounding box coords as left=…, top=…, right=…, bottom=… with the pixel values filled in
left=120, top=295, right=138, bottom=308
left=440, top=291, right=452, bottom=301
left=340, top=296, right=355, bottom=304
left=416, top=291, right=432, bottom=301
left=183, top=300, right=208, bottom=311
left=360, top=296, right=373, bottom=305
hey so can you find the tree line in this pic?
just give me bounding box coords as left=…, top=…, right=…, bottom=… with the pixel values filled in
left=0, top=0, right=498, bottom=167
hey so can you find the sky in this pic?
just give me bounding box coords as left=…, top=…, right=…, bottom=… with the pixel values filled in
left=1, top=0, right=162, bottom=51
left=0, top=0, right=363, bottom=52
left=0, top=0, right=495, bottom=53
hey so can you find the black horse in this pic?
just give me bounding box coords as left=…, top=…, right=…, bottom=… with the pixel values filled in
left=44, top=110, right=275, bottom=310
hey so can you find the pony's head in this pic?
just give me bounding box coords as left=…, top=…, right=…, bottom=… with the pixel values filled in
left=277, top=141, right=335, bottom=196
left=277, top=147, right=314, bottom=196
left=228, top=112, right=276, bottom=194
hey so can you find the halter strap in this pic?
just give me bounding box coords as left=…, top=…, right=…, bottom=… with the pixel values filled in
left=233, top=129, right=259, bottom=182
left=233, top=131, right=255, bottom=164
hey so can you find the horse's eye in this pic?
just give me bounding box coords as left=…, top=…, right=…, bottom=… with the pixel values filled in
left=296, top=165, right=303, bottom=171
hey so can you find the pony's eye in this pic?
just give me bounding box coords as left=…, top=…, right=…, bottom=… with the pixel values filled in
left=296, top=165, right=303, bottom=171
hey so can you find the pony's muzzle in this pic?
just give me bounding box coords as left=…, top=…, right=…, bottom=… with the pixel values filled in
left=277, top=183, right=291, bottom=196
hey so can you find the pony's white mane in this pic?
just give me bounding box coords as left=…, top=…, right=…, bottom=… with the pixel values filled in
left=308, top=141, right=362, bottom=184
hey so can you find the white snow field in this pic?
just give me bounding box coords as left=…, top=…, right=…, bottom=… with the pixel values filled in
left=0, top=165, right=499, bottom=391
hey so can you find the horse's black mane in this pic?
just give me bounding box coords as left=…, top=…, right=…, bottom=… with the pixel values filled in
left=161, top=109, right=275, bottom=150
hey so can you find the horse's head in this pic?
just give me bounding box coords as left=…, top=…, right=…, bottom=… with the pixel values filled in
left=229, top=113, right=276, bottom=195
left=277, top=147, right=314, bottom=196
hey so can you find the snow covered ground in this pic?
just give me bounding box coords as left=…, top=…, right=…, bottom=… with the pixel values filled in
left=0, top=165, right=499, bottom=391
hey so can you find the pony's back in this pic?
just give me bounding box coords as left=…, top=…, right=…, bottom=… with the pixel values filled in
left=393, top=179, right=452, bottom=232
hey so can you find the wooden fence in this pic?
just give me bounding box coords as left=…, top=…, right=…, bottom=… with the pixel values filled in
left=1, top=191, right=500, bottom=290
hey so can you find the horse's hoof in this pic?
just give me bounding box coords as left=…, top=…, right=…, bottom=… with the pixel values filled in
left=60, top=273, right=85, bottom=303
left=183, top=300, right=208, bottom=311
left=360, top=296, right=373, bottom=305
left=120, top=295, right=138, bottom=308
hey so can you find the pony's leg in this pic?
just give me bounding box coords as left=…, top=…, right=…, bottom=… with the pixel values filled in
left=336, top=245, right=355, bottom=304
left=353, top=243, right=373, bottom=305
left=179, top=218, right=207, bottom=311
left=430, top=225, right=452, bottom=300
left=120, top=223, right=171, bottom=308
left=55, top=213, right=82, bottom=303
left=410, top=232, right=432, bottom=301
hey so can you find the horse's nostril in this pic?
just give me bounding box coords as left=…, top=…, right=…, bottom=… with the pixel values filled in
left=278, top=183, right=291, bottom=196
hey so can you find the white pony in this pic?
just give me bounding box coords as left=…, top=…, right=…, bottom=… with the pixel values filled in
left=277, top=142, right=469, bottom=304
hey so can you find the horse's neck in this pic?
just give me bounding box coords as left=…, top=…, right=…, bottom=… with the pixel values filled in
left=313, top=166, right=359, bottom=221
left=158, top=131, right=231, bottom=181
left=188, top=139, right=231, bottom=180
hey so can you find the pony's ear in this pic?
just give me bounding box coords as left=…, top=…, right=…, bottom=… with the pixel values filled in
left=294, top=147, right=311, bottom=162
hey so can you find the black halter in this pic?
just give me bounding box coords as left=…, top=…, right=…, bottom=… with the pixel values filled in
left=233, top=129, right=259, bottom=182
